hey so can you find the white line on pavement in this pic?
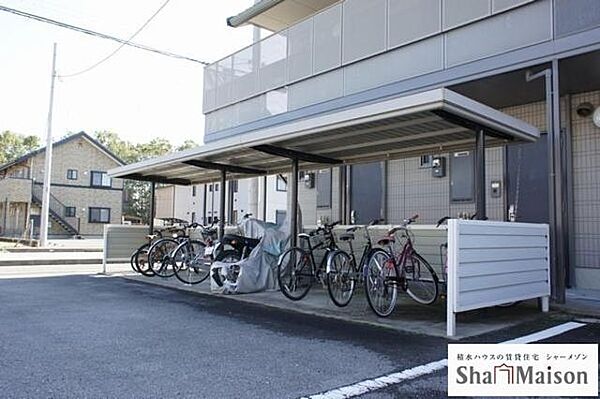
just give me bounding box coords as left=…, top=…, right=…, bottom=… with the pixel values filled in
left=500, top=321, right=586, bottom=344
left=300, top=321, right=588, bottom=399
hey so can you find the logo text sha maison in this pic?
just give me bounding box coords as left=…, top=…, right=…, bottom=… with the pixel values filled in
left=456, top=363, right=590, bottom=385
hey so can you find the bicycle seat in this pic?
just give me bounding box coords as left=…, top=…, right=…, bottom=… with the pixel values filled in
left=146, top=234, right=158, bottom=240
left=377, top=236, right=395, bottom=246
left=338, top=232, right=355, bottom=242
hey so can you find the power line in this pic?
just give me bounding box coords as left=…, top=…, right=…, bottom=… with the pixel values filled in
left=60, top=0, right=172, bottom=77
left=0, top=4, right=210, bottom=66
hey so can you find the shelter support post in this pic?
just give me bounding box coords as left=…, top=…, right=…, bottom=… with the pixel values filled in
left=290, top=159, right=299, bottom=247
left=219, top=170, right=226, bottom=239
left=475, top=129, right=486, bottom=220
left=262, top=176, right=267, bottom=221
left=149, top=182, right=156, bottom=234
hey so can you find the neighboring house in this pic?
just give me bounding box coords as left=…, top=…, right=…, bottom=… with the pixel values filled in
left=155, top=176, right=288, bottom=226
left=0, top=132, right=124, bottom=238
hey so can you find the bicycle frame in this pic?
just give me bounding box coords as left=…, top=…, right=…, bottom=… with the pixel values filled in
left=302, top=229, right=337, bottom=279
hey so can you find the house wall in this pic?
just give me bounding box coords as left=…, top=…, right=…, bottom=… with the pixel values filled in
left=0, top=202, right=28, bottom=237
left=29, top=137, right=123, bottom=237
left=569, top=90, right=600, bottom=289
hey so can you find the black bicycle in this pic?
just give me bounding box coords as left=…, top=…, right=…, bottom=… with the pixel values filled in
left=277, top=221, right=340, bottom=301
left=325, top=218, right=383, bottom=307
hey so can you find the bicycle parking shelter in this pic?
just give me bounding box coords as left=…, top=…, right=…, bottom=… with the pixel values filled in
left=108, top=88, right=549, bottom=337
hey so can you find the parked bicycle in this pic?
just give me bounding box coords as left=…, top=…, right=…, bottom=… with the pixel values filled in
left=277, top=221, right=340, bottom=301
left=325, top=218, right=384, bottom=307
left=364, top=215, right=439, bottom=317
left=130, top=224, right=187, bottom=276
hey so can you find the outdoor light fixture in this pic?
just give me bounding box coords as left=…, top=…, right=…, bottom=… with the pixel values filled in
left=593, top=106, right=600, bottom=128
left=576, top=102, right=594, bottom=117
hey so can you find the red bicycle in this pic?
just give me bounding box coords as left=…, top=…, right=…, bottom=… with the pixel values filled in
left=364, top=215, right=439, bottom=317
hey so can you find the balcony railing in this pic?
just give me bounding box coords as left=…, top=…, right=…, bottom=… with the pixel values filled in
left=202, top=0, right=548, bottom=139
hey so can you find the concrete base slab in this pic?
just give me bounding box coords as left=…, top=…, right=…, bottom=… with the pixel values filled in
left=121, top=274, right=548, bottom=340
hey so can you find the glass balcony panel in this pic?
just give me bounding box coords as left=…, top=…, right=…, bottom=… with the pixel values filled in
left=259, top=30, right=288, bottom=92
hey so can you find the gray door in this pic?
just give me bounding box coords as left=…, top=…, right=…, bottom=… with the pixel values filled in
left=506, top=133, right=549, bottom=223
left=350, top=162, right=383, bottom=224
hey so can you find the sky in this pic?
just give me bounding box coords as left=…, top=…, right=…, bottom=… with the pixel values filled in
left=0, top=0, right=256, bottom=146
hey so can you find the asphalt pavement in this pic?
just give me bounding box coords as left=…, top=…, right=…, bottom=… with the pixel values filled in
left=0, top=274, right=597, bottom=398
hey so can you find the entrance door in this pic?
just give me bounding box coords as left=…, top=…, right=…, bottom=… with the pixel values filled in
left=506, top=133, right=549, bottom=223
left=350, top=162, right=383, bottom=224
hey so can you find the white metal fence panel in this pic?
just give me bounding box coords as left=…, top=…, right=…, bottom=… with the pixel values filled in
left=103, top=225, right=149, bottom=272
left=447, top=219, right=550, bottom=336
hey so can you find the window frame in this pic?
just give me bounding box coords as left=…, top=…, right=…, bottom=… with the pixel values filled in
left=276, top=175, right=288, bottom=192
left=66, top=169, right=78, bottom=180
left=90, top=171, right=112, bottom=188
left=88, top=207, right=111, bottom=223
left=316, top=169, right=332, bottom=209
left=65, top=206, right=76, bottom=217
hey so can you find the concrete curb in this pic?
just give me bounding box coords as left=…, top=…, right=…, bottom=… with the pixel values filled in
left=0, top=248, right=102, bottom=253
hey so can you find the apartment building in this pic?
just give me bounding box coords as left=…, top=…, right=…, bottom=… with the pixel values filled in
left=110, top=0, right=600, bottom=300
left=155, top=175, right=288, bottom=225
left=0, top=132, right=124, bottom=238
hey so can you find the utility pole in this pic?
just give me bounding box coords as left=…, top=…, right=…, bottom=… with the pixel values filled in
left=39, top=43, right=57, bottom=247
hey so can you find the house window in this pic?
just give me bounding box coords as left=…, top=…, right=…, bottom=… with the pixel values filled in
left=192, top=186, right=197, bottom=197
left=90, top=171, right=111, bottom=188
left=419, top=155, right=433, bottom=168
left=67, top=169, right=78, bottom=180
left=214, top=183, right=219, bottom=191
left=276, top=175, right=287, bottom=192
left=208, top=184, right=213, bottom=192
left=231, top=180, right=238, bottom=193
left=65, top=206, right=76, bottom=217
left=89, top=207, right=110, bottom=223
left=316, top=169, right=332, bottom=208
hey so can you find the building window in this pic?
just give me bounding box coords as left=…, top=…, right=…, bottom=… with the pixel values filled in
left=192, top=186, right=197, bottom=197
left=90, top=171, right=111, bottom=188
left=276, top=175, right=287, bottom=192
left=65, top=206, right=76, bottom=217
left=208, top=184, right=213, bottom=192
left=207, top=216, right=213, bottom=224
left=231, top=180, right=238, bottom=193
left=275, top=210, right=287, bottom=225
left=191, top=212, right=196, bottom=223
left=214, top=183, right=219, bottom=191
left=67, top=169, right=78, bottom=180
left=89, top=207, right=110, bottom=223
left=316, top=169, right=332, bottom=208
left=419, top=155, right=433, bottom=168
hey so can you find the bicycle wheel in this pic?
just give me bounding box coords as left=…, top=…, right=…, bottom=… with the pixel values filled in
left=130, top=249, right=141, bottom=273
left=277, top=247, right=313, bottom=301
left=364, top=248, right=398, bottom=317
left=326, top=250, right=356, bottom=307
left=135, top=244, right=154, bottom=277
left=173, top=240, right=210, bottom=285
left=148, top=238, right=178, bottom=278
left=404, top=253, right=439, bottom=305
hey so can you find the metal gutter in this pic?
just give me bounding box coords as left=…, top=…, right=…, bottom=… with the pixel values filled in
left=226, top=0, right=285, bottom=28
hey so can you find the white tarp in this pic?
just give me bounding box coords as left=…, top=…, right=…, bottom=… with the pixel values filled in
left=211, top=217, right=290, bottom=294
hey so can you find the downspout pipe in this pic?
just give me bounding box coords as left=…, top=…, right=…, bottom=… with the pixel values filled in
left=525, top=66, right=565, bottom=303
